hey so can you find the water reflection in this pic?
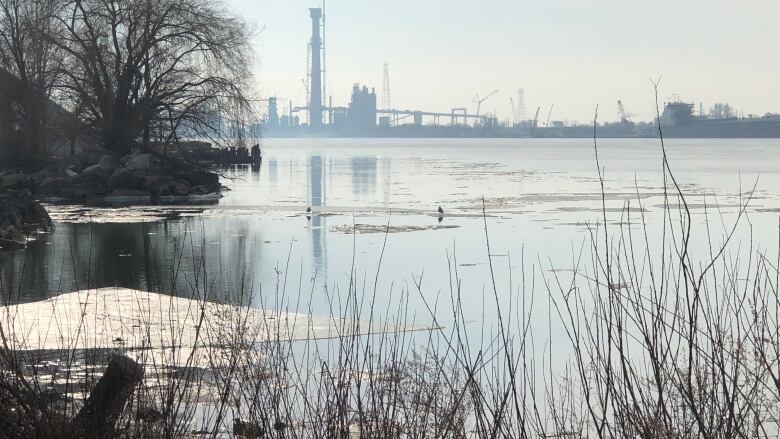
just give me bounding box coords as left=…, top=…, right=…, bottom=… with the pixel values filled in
left=308, top=155, right=327, bottom=284
left=350, top=156, right=377, bottom=198
left=3, top=138, right=780, bottom=309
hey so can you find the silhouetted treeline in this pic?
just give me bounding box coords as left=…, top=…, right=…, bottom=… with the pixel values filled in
left=0, top=0, right=255, bottom=169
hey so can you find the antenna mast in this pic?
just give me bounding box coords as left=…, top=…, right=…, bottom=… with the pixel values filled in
left=518, top=89, right=527, bottom=121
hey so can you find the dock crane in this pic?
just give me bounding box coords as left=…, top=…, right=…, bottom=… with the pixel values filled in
left=531, top=106, right=541, bottom=135
left=617, top=100, right=635, bottom=125
left=473, top=90, right=499, bottom=119
left=545, top=104, right=554, bottom=127
left=509, top=97, right=517, bottom=125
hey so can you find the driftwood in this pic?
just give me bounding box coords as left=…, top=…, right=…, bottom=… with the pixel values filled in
left=68, top=355, right=144, bottom=438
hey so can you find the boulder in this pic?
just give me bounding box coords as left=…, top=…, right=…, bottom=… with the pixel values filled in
left=68, top=182, right=106, bottom=196
left=65, top=165, right=80, bottom=178
left=98, top=154, right=120, bottom=172
left=82, top=164, right=107, bottom=183
left=180, top=170, right=220, bottom=192
left=126, top=154, right=154, bottom=171
left=108, top=189, right=151, bottom=198
left=107, top=168, right=143, bottom=190
left=30, top=169, right=55, bottom=186
left=38, top=177, right=72, bottom=196
left=190, top=185, right=210, bottom=196
left=0, top=189, right=53, bottom=250
left=143, top=175, right=174, bottom=194
left=1, top=173, right=34, bottom=191
left=172, top=181, right=191, bottom=196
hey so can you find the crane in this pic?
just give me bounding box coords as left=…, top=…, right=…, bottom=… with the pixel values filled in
left=617, top=100, right=635, bottom=124
left=531, top=106, right=541, bottom=134
left=545, top=104, right=554, bottom=127
left=473, top=90, right=499, bottom=119
left=509, top=97, right=517, bottom=125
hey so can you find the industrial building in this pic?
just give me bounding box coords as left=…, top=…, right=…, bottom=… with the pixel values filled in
left=261, top=6, right=495, bottom=137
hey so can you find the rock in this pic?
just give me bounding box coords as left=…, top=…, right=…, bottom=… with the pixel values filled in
left=0, top=173, right=28, bottom=190
left=143, top=175, right=174, bottom=194
left=82, top=164, right=107, bottom=183
left=30, top=170, right=54, bottom=186
left=126, top=154, right=154, bottom=171
left=108, top=189, right=151, bottom=198
left=107, top=168, right=143, bottom=190
left=234, top=419, right=264, bottom=438
left=98, top=154, right=120, bottom=172
left=0, top=189, right=53, bottom=250
left=190, top=185, right=209, bottom=195
left=172, top=181, right=191, bottom=196
left=68, top=182, right=106, bottom=196
left=180, top=170, right=220, bottom=192
left=65, top=165, right=80, bottom=178
left=38, top=177, right=72, bottom=196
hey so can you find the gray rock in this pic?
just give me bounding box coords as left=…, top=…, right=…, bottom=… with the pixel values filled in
left=98, top=154, right=120, bottom=171
left=69, top=182, right=107, bottom=196
left=109, top=189, right=151, bottom=197
left=143, top=175, right=174, bottom=194
left=126, top=154, right=153, bottom=171
left=172, top=181, right=191, bottom=196
left=0, top=173, right=27, bottom=190
left=65, top=165, right=80, bottom=178
left=108, top=168, right=142, bottom=190
left=38, top=177, right=72, bottom=196
left=0, top=189, right=53, bottom=251
left=82, top=164, right=107, bottom=183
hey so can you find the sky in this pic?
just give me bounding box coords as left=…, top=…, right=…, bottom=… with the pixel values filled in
left=227, top=0, right=780, bottom=124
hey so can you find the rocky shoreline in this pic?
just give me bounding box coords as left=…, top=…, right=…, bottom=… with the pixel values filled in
left=0, top=149, right=223, bottom=204
left=0, top=189, right=53, bottom=250
left=0, top=150, right=227, bottom=250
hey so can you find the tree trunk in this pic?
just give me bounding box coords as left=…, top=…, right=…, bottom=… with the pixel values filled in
left=68, top=355, right=144, bottom=439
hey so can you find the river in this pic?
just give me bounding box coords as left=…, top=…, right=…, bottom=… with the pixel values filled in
left=1, top=138, right=779, bottom=335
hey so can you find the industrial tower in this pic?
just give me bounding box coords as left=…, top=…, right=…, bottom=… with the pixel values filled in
left=309, top=8, right=323, bottom=130
left=382, top=63, right=391, bottom=110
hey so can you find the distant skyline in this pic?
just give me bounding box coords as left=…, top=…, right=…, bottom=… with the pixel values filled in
left=229, top=0, right=780, bottom=123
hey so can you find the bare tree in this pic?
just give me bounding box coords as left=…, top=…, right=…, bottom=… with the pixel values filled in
left=0, top=0, right=63, bottom=167
left=51, top=0, right=255, bottom=156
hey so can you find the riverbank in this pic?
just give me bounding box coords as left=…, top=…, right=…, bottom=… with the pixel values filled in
left=0, top=189, right=52, bottom=250
left=1, top=150, right=223, bottom=204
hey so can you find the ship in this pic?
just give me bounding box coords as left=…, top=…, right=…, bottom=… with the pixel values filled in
left=644, top=101, right=780, bottom=138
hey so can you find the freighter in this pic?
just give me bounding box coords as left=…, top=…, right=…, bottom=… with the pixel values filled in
left=646, top=101, right=780, bottom=138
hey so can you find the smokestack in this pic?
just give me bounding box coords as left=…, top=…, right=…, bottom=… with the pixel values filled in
left=309, top=8, right=323, bottom=130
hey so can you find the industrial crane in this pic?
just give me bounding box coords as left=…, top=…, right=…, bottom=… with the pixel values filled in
left=473, top=90, right=499, bottom=118
left=531, top=106, right=541, bottom=134
left=545, top=104, right=554, bottom=127
left=509, top=97, right=517, bottom=125
left=617, top=100, right=635, bottom=124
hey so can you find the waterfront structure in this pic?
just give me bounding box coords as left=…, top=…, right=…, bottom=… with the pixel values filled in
left=348, top=85, right=377, bottom=132
left=308, top=8, right=323, bottom=130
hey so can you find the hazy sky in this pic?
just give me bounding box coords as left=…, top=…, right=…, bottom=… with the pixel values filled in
left=228, top=0, right=780, bottom=123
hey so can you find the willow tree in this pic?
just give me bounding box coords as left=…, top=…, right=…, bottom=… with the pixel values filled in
left=54, top=0, right=254, bottom=155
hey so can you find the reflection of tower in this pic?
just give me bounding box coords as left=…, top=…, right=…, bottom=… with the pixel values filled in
left=350, top=157, right=377, bottom=199
left=308, top=156, right=327, bottom=282
left=382, top=157, right=391, bottom=205
left=308, top=8, right=323, bottom=130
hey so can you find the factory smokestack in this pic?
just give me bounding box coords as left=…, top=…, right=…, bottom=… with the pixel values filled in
left=309, top=8, right=323, bottom=130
